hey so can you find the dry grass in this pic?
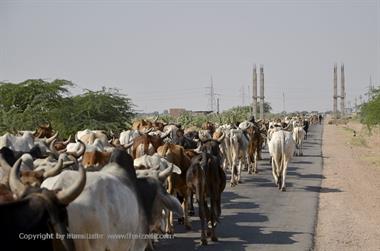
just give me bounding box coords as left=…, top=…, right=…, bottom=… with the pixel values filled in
left=340, top=119, right=380, bottom=168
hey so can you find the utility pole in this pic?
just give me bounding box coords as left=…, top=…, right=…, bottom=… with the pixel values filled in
left=340, top=64, right=345, bottom=116
left=282, top=92, right=285, bottom=113
left=205, top=75, right=217, bottom=112
left=216, top=98, right=220, bottom=114
left=252, top=64, right=258, bottom=119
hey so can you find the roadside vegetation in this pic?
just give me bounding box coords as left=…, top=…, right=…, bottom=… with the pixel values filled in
left=0, top=79, right=134, bottom=138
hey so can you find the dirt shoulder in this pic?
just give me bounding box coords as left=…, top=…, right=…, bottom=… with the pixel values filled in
left=314, top=118, right=380, bottom=251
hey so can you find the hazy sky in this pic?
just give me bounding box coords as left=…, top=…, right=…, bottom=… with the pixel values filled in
left=1, top=0, right=379, bottom=113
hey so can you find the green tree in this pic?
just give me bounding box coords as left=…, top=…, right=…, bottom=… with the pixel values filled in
left=0, top=79, right=73, bottom=133
left=360, top=87, right=380, bottom=128
left=0, top=80, right=135, bottom=137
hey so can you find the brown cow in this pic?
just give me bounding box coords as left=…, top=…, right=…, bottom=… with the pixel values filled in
left=82, top=151, right=112, bottom=169
left=157, top=143, right=192, bottom=233
left=246, top=125, right=261, bottom=174
left=34, top=122, right=54, bottom=138
left=201, top=121, right=215, bottom=135
left=131, top=130, right=171, bottom=159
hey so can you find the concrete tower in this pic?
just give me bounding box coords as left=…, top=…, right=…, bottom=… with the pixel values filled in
left=340, top=64, right=345, bottom=116
left=333, top=64, right=338, bottom=118
left=259, top=65, right=264, bottom=120
left=252, top=64, right=258, bottom=118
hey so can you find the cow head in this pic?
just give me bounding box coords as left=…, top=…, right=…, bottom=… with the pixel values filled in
left=1, top=158, right=86, bottom=251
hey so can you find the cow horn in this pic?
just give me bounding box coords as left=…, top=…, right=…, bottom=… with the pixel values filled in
left=9, top=159, right=26, bottom=198
left=123, top=141, right=134, bottom=149
left=142, top=128, right=153, bottom=134
left=49, top=139, right=60, bottom=158
left=56, top=164, right=86, bottom=205
left=45, top=131, right=59, bottom=145
left=153, top=115, right=159, bottom=122
left=0, top=153, right=11, bottom=185
left=158, top=164, right=174, bottom=182
left=43, top=159, right=64, bottom=178
left=63, top=135, right=71, bottom=146
left=68, top=140, right=86, bottom=159
left=216, top=132, right=225, bottom=143
left=161, top=129, right=171, bottom=139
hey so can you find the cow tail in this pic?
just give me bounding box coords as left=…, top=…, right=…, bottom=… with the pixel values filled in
left=281, top=131, right=286, bottom=179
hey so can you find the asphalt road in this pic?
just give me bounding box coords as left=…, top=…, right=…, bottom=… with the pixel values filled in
left=157, top=124, right=324, bottom=251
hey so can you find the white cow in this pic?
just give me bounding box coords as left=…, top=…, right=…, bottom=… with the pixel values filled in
left=76, top=129, right=109, bottom=146
left=119, top=130, right=140, bottom=154
left=0, top=132, right=35, bottom=152
left=292, top=126, right=306, bottom=156
left=42, top=150, right=182, bottom=251
left=228, top=129, right=249, bottom=187
left=134, top=153, right=182, bottom=175
left=267, top=130, right=295, bottom=191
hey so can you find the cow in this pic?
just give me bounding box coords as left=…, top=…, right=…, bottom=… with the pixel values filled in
left=245, top=125, right=261, bottom=174
left=119, top=129, right=140, bottom=154
left=267, top=130, right=295, bottom=191
left=33, top=122, right=54, bottom=138
left=42, top=149, right=182, bottom=251
left=157, top=143, right=192, bottom=233
left=303, top=119, right=310, bottom=139
left=75, top=129, right=109, bottom=146
left=131, top=130, right=171, bottom=159
left=0, top=132, right=35, bottom=152
left=293, top=126, right=306, bottom=156
left=0, top=158, right=86, bottom=251
left=229, top=129, right=249, bottom=187
left=0, top=152, right=71, bottom=188
left=213, top=125, right=233, bottom=171
left=201, top=121, right=215, bottom=135
left=186, top=146, right=226, bottom=245
left=134, top=153, right=182, bottom=175
left=174, top=128, right=198, bottom=149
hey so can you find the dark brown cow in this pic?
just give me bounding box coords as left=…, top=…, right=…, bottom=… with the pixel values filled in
left=186, top=152, right=225, bottom=245
left=157, top=143, right=192, bottom=233
left=0, top=158, right=86, bottom=251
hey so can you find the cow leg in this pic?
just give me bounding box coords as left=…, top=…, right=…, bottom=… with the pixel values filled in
left=271, top=158, right=278, bottom=185
left=281, top=160, right=288, bottom=192
left=196, top=187, right=207, bottom=245
left=189, top=192, right=195, bottom=216
left=237, top=160, right=242, bottom=183
left=209, top=194, right=219, bottom=242
left=166, top=177, right=175, bottom=234
left=183, top=197, right=191, bottom=230
left=253, top=151, right=258, bottom=174
left=230, top=163, right=236, bottom=187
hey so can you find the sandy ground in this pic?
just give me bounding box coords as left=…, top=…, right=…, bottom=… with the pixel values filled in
left=314, top=118, right=380, bottom=251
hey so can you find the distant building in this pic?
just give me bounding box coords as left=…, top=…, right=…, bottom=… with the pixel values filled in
left=191, top=110, right=213, bottom=116
left=169, top=108, right=186, bottom=117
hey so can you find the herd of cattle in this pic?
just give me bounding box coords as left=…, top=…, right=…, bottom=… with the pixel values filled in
left=0, top=114, right=319, bottom=250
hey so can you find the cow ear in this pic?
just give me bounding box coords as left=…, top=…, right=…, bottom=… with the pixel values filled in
left=159, top=192, right=183, bottom=217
